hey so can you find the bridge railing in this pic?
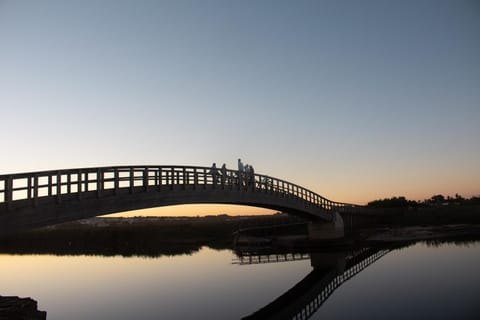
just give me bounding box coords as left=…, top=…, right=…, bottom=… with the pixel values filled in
left=0, top=165, right=358, bottom=213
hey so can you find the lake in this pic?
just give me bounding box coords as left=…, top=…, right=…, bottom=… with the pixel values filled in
left=1, top=240, right=479, bottom=319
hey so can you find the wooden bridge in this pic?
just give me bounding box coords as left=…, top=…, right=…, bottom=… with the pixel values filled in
left=0, top=165, right=359, bottom=235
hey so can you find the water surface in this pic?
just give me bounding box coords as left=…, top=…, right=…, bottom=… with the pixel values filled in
left=1, top=241, right=479, bottom=319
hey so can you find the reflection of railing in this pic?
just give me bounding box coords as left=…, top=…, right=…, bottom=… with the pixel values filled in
left=242, top=247, right=391, bottom=320
left=0, top=165, right=359, bottom=214
left=233, top=252, right=310, bottom=265
left=292, top=248, right=390, bottom=320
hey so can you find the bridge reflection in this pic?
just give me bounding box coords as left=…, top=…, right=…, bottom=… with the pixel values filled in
left=233, top=252, right=311, bottom=265
left=237, top=246, right=393, bottom=320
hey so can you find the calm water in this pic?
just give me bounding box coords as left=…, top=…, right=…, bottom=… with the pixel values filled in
left=1, top=241, right=479, bottom=319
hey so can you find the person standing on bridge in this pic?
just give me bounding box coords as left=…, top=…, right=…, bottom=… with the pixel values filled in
left=221, top=163, right=227, bottom=185
left=209, top=163, right=219, bottom=183
left=237, top=158, right=244, bottom=186
left=238, top=158, right=244, bottom=172
left=248, top=164, right=255, bottom=188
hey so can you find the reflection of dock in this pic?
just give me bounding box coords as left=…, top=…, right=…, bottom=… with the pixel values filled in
left=241, top=247, right=391, bottom=320
left=233, top=252, right=310, bottom=265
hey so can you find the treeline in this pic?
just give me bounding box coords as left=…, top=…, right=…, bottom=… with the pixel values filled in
left=367, top=194, right=480, bottom=209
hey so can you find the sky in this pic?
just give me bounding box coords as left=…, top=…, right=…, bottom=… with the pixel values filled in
left=1, top=0, right=479, bottom=215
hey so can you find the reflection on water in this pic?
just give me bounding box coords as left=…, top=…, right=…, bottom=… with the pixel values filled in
left=239, top=247, right=393, bottom=320
left=1, top=240, right=480, bottom=319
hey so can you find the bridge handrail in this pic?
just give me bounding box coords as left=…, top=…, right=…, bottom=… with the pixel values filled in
left=0, top=165, right=359, bottom=213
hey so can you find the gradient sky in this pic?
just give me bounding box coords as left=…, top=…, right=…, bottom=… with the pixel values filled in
left=1, top=0, right=479, bottom=213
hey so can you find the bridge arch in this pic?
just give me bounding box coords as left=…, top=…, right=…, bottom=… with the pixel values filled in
left=0, top=165, right=358, bottom=235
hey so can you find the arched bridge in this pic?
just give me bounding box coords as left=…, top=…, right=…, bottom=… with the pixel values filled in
left=0, top=165, right=359, bottom=235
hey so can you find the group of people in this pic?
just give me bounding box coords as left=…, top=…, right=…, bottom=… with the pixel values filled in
left=236, top=158, right=254, bottom=176
left=208, top=158, right=255, bottom=186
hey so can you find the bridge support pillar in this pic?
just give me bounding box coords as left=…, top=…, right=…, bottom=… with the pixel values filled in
left=310, top=251, right=347, bottom=274
left=308, top=212, right=344, bottom=241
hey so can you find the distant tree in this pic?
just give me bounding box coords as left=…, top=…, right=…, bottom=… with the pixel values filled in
left=431, top=194, right=445, bottom=203
left=367, top=196, right=418, bottom=208
left=467, top=196, right=480, bottom=205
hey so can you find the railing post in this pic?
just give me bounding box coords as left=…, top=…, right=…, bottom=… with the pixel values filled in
left=33, top=175, right=38, bottom=207
left=212, top=168, right=217, bottom=190
left=193, top=168, right=198, bottom=190
left=56, top=171, right=61, bottom=204
left=48, top=175, right=53, bottom=197
left=203, top=168, right=207, bottom=189
left=182, top=167, right=186, bottom=190
left=85, top=171, right=89, bottom=192
left=143, top=168, right=148, bottom=192
left=157, top=167, right=162, bottom=191
left=97, top=168, right=102, bottom=198
left=77, top=170, right=82, bottom=200
left=129, top=168, right=134, bottom=194
left=27, top=176, right=32, bottom=200
left=67, top=173, right=71, bottom=194
left=5, top=176, right=12, bottom=210
left=114, top=168, right=119, bottom=195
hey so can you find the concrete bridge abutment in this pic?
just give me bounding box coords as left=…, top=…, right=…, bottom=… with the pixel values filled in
left=308, top=212, right=344, bottom=241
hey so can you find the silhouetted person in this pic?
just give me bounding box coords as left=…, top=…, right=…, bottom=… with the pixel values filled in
left=263, top=176, right=271, bottom=190
left=221, top=163, right=227, bottom=185
left=209, top=163, right=218, bottom=183
left=238, top=158, right=244, bottom=173
left=238, top=158, right=244, bottom=186
left=245, top=165, right=251, bottom=186
left=249, top=165, right=255, bottom=187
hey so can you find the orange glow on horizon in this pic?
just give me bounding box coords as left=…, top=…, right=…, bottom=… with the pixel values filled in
left=104, top=204, right=276, bottom=218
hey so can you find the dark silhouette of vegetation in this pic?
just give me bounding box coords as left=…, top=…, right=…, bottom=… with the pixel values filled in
left=357, top=194, right=480, bottom=228
left=0, top=214, right=302, bottom=257
left=367, top=194, right=480, bottom=208
left=367, top=196, right=418, bottom=208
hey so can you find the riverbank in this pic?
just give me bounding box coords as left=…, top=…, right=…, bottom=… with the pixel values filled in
left=363, top=224, right=480, bottom=244
left=0, top=214, right=300, bottom=256
left=349, top=204, right=480, bottom=227
left=1, top=210, right=479, bottom=256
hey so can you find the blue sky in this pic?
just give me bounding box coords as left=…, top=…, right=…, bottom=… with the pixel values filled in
left=1, top=0, right=479, bottom=207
